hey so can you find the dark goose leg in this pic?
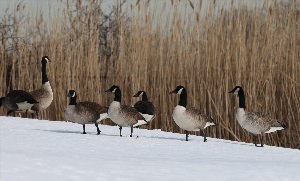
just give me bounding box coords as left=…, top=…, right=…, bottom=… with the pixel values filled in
left=95, top=123, right=101, bottom=135
left=254, top=135, right=258, bottom=147
left=130, top=126, right=133, bottom=137
left=82, top=124, right=86, bottom=134
left=7, top=110, right=14, bottom=116
left=203, top=129, right=207, bottom=142
left=260, top=135, right=264, bottom=147
left=32, top=111, right=38, bottom=119
left=185, top=130, right=189, bottom=141
left=119, top=126, right=122, bottom=137
left=254, top=135, right=257, bottom=146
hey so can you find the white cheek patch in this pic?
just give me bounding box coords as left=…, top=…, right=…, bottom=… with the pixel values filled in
left=112, top=88, right=117, bottom=93
left=139, top=92, right=144, bottom=97
left=177, top=88, right=183, bottom=94
left=71, top=92, right=76, bottom=97
left=234, top=88, right=240, bottom=95
left=45, top=57, right=49, bottom=63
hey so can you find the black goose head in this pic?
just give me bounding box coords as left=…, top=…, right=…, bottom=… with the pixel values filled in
left=133, top=91, right=148, bottom=101
left=105, top=85, right=120, bottom=94
left=105, top=85, right=121, bottom=102
left=229, top=86, right=246, bottom=109
left=133, top=91, right=144, bottom=97
left=67, top=90, right=77, bottom=105
left=41, top=56, right=50, bottom=84
left=170, top=85, right=187, bottom=107
left=169, top=85, right=185, bottom=95
left=229, top=86, right=244, bottom=97
left=41, top=56, right=50, bottom=64
left=67, top=90, right=77, bottom=98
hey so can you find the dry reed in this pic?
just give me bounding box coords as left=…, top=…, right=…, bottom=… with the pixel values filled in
left=0, top=0, right=299, bottom=148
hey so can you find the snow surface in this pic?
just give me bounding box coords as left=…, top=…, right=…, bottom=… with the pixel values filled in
left=0, top=116, right=300, bottom=181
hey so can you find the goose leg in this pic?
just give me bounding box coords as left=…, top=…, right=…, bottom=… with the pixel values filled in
left=25, top=110, right=29, bottom=118
left=130, top=126, right=133, bottom=137
left=95, top=123, right=101, bottom=135
left=7, top=110, right=13, bottom=116
left=260, top=135, right=264, bottom=147
left=82, top=124, right=86, bottom=134
left=119, top=126, right=122, bottom=137
left=254, top=135, right=257, bottom=147
left=203, top=129, right=207, bottom=142
left=185, top=130, right=189, bottom=141
left=31, top=111, right=38, bottom=119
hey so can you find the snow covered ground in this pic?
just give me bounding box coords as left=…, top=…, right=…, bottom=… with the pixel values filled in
left=0, top=116, right=300, bottom=181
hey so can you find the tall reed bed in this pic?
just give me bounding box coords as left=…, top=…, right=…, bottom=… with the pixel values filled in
left=0, top=0, right=299, bottom=148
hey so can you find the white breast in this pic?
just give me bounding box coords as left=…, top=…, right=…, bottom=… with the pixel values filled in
left=108, top=101, right=120, bottom=117
left=172, top=105, right=200, bottom=131
left=40, top=82, right=53, bottom=109
left=236, top=108, right=261, bottom=135
left=108, top=101, right=123, bottom=125
left=236, top=108, right=246, bottom=126
left=64, top=105, right=76, bottom=122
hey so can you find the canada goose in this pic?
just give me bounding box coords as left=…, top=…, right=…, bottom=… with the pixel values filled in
left=30, top=56, right=53, bottom=117
left=0, top=90, right=38, bottom=116
left=170, top=85, right=215, bottom=141
left=229, top=86, right=288, bottom=147
left=133, top=91, right=156, bottom=123
left=105, top=85, right=147, bottom=137
left=64, top=90, right=108, bottom=134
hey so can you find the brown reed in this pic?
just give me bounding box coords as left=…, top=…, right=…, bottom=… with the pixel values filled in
left=0, top=0, right=299, bottom=148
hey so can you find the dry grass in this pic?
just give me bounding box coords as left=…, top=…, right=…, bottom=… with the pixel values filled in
left=0, top=0, right=299, bottom=148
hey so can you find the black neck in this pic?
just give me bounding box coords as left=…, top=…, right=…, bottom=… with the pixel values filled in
left=178, top=89, right=187, bottom=107
left=141, top=94, right=148, bottom=101
left=0, top=97, right=3, bottom=107
left=69, top=96, right=77, bottom=105
left=238, top=89, right=246, bottom=109
left=114, top=89, right=121, bottom=102
left=42, top=62, right=48, bottom=84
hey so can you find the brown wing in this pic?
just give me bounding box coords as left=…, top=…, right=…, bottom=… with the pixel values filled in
left=77, top=101, right=108, bottom=114
left=246, top=112, right=284, bottom=131
left=120, top=105, right=145, bottom=121
left=187, top=107, right=212, bottom=121
left=185, top=106, right=214, bottom=128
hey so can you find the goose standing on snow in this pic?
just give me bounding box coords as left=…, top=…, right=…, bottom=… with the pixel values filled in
left=0, top=90, right=38, bottom=116
left=30, top=56, right=53, bottom=117
left=170, top=86, right=215, bottom=141
left=229, top=86, right=288, bottom=147
left=105, top=85, right=147, bottom=137
left=133, top=91, right=156, bottom=123
left=64, top=90, right=108, bottom=134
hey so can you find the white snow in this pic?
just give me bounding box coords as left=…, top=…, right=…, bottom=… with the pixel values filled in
left=0, top=116, right=300, bottom=181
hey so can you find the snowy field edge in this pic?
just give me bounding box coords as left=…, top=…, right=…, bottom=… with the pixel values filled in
left=1, top=116, right=300, bottom=181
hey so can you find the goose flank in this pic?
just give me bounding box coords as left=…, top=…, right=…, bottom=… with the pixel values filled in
left=229, top=86, right=288, bottom=147
left=30, top=56, right=53, bottom=117
left=170, top=85, right=215, bottom=141
left=64, top=90, right=108, bottom=134
left=0, top=90, right=38, bottom=116
left=133, top=91, right=156, bottom=123
left=105, top=85, right=147, bottom=137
